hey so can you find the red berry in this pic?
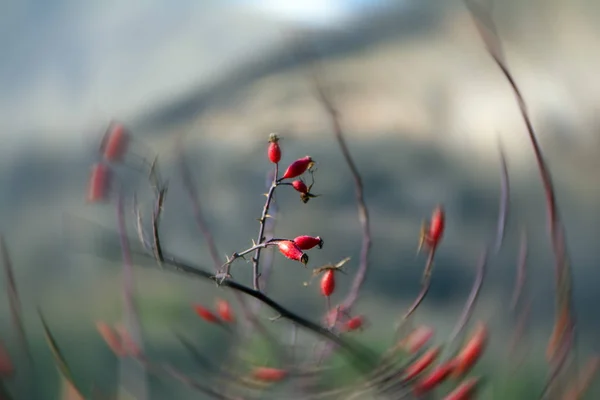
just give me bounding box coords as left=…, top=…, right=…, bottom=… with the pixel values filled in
left=0, top=339, right=13, bottom=377
left=277, top=241, right=308, bottom=265
left=114, top=324, right=141, bottom=357
left=267, top=133, right=281, bottom=164
left=216, top=299, right=234, bottom=323
left=399, top=325, right=435, bottom=354
left=293, top=235, right=323, bottom=250
left=281, top=156, right=314, bottom=180
left=96, top=321, right=126, bottom=357
left=102, top=122, right=130, bottom=162
left=401, top=346, right=441, bottom=382
left=442, top=377, right=480, bottom=400
left=344, top=316, right=364, bottom=332
left=252, top=367, right=287, bottom=382
left=321, top=269, right=335, bottom=297
left=87, top=163, right=111, bottom=203
left=291, top=180, right=308, bottom=194
left=452, top=322, right=487, bottom=378
left=193, top=305, right=219, bottom=323
left=414, top=361, right=456, bottom=395
left=428, top=205, right=445, bottom=247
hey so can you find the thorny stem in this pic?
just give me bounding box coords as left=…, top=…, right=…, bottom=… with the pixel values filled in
left=252, top=163, right=279, bottom=291
left=219, top=239, right=284, bottom=280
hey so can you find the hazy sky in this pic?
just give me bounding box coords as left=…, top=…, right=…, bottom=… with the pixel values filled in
left=0, top=0, right=392, bottom=140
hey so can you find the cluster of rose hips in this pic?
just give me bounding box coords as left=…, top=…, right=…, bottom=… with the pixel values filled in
left=87, top=122, right=132, bottom=203
left=397, top=323, right=488, bottom=399
left=86, top=125, right=492, bottom=398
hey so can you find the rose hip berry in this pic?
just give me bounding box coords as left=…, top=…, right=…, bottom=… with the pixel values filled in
left=193, top=305, right=219, bottom=324
left=401, top=346, right=441, bottom=382
left=216, top=299, right=234, bottom=323
left=452, top=322, right=488, bottom=378
left=321, top=269, right=335, bottom=297
left=344, top=316, right=364, bottom=332
left=281, top=156, right=314, bottom=180
left=101, top=122, right=130, bottom=162
left=267, top=133, right=281, bottom=164
left=293, top=235, right=323, bottom=250
left=419, top=205, right=445, bottom=253
left=292, top=180, right=308, bottom=194
left=414, top=361, right=456, bottom=395
left=277, top=240, right=308, bottom=265
left=253, top=367, right=288, bottom=382
left=87, top=163, right=111, bottom=203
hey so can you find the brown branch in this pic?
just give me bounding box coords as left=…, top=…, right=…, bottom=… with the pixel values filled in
left=0, top=235, right=33, bottom=365
left=448, top=248, right=488, bottom=344
left=312, top=73, right=372, bottom=312
left=400, top=249, right=436, bottom=325
left=494, top=139, right=510, bottom=254
left=510, top=230, right=528, bottom=311
left=177, top=145, right=222, bottom=271
left=116, top=191, right=148, bottom=400
left=464, top=0, right=575, bottom=372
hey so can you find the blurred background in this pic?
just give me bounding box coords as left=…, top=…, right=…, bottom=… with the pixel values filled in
left=1, top=0, right=599, bottom=398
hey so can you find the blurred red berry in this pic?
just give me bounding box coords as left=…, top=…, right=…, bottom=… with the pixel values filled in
left=96, top=321, right=126, bottom=357
left=293, top=235, right=323, bottom=250
left=321, top=269, right=335, bottom=297
left=399, top=325, right=435, bottom=354
left=443, top=377, right=480, bottom=400
left=452, top=322, right=488, bottom=378
left=277, top=240, right=308, bottom=265
left=281, top=156, right=314, bottom=180
left=429, top=205, right=445, bottom=245
left=414, top=361, right=456, bottom=395
left=344, top=316, right=364, bottom=332
left=87, top=163, right=111, bottom=203
left=292, top=180, right=308, bottom=194
left=401, top=346, right=441, bottom=382
left=267, top=133, right=281, bottom=164
left=216, top=299, right=234, bottom=323
left=253, top=367, right=288, bottom=382
left=0, top=339, right=14, bottom=377
left=193, top=305, right=219, bottom=323
left=102, top=122, right=130, bottom=162
left=114, top=324, right=141, bottom=357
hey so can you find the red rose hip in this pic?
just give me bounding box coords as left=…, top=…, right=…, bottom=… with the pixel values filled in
left=267, top=133, right=281, bottom=164
left=321, top=269, right=335, bottom=297
left=277, top=241, right=308, bottom=265
left=293, top=235, right=323, bottom=250
left=281, top=156, right=314, bottom=180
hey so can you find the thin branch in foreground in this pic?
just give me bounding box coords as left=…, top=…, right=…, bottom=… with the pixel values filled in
left=510, top=230, right=528, bottom=312
left=464, top=0, right=576, bottom=378
left=0, top=235, right=33, bottom=365
left=448, top=248, right=488, bottom=344
left=116, top=191, right=148, bottom=400
left=312, top=75, right=372, bottom=312
left=177, top=145, right=222, bottom=270
left=494, top=138, right=510, bottom=254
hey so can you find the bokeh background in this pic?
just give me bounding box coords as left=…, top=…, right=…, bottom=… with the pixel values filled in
left=1, top=0, right=599, bottom=398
